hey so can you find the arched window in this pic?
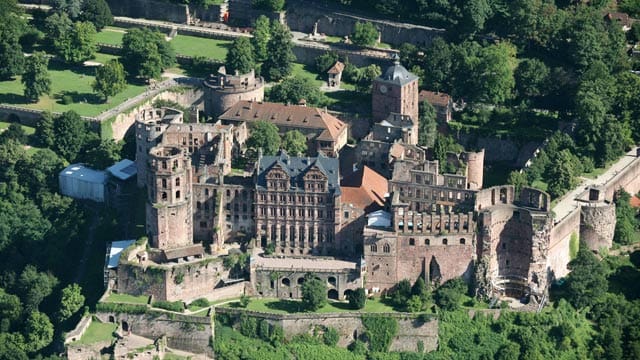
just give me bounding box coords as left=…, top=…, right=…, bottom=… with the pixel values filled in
left=370, top=244, right=377, bottom=252
left=425, top=238, right=430, bottom=245
left=176, top=190, right=181, bottom=199
left=460, top=238, right=466, bottom=245
left=383, top=243, right=391, bottom=253
left=442, top=238, right=448, bottom=245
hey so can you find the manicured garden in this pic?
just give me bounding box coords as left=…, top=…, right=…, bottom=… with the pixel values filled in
left=94, top=26, right=125, bottom=45
left=0, top=62, right=147, bottom=117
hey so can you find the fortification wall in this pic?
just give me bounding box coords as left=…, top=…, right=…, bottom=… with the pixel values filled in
left=548, top=208, right=580, bottom=279
left=284, top=0, right=444, bottom=46
left=117, top=257, right=229, bottom=302
left=95, top=311, right=212, bottom=355
left=216, top=307, right=438, bottom=352
left=601, top=156, right=640, bottom=200
left=580, top=203, right=616, bottom=252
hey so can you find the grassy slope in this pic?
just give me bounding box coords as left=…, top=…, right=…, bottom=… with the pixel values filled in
left=0, top=63, right=146, bottom=117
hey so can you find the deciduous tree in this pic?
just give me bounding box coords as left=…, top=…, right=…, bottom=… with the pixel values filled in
left=122, top=28, right=175, bottom=80
left=565, top=244, right=607, bottom=308
left=347, top=288, right=366, bottom=310
left=57, top=283, right=85, bottom=323
left=0, top=2, right=25, bottom=80
left=418, top=100, right=437, bottom=147
left=16, top=265, right=58, bottom=313
left=269, top=76, right=322, bottom=106
left=53, top=110, right=88, bottom=162
left=247, top=120, right=280, bottom=155
left=281, top=130, right=307, bottom=156
left=24, top=311, right=53, bottom=353
left=351, top=21, right=378, bottom=47
left=301, top=275, right=327, bottom=311
left=55, top=21, right=97, bottom=64
left=22, top=52, right=51, bottom=103
left=92, top=59, right=126, bottom=102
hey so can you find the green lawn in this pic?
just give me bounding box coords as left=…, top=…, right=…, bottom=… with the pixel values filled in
left=227, top=297, right=395, bottom=314
left=95, top=27, right=125, bottom=46
left=291, top=62, right=325, bottom=88
left=531, top=180, right=548, bottom=192
left=170, top=34, right=231, bottom=60
left=73, top=320, right=117, bottom=345
left=91, top=52, right=119, bottom=65
left=0, top=62, right=147, bottom=117
left=0, top=121, right=35, bottom=135
left=104, top=293, right=150, bottom=305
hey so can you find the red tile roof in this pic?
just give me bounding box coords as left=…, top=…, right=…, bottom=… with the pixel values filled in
left=219, top=101, right=347, bottom=142
left=419, top=90, right=451, bottom=107
left=341, top=166, right=388, bottom=212
left=327, top=61, right=345, bottom=74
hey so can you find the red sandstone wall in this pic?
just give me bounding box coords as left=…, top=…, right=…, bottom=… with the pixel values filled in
left=548, top=208, right=580, bottom=279
left=396, top=239, right=475, bottom=285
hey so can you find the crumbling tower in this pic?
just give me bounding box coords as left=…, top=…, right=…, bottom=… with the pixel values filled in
left=464, top=149, right=485, bottom=190
left=146, top=145, right=193, bottom=250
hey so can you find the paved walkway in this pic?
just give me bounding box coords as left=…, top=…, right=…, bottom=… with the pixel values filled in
left=553, top=147, right=639, bottom=223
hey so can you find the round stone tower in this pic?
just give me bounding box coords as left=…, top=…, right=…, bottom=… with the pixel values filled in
left=146, top=145, right=193, bottom=250
left=580, top=203, right=616, bottom=251
left=135, top=107, right=184, bottom=188
left=203, top=68, right=265, bottom=118
left=464, top=149, right=485, bottom=190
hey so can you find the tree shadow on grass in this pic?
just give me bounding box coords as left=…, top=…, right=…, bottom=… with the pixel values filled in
left=0, top=92, right=29, bottom=105
left=48, top=59, right=98, bottom=77
left=328, top=301, right=353, bottom=311
left=55, top=90, right=103, bottom=105
left=264, top=300, right=304, bottom=314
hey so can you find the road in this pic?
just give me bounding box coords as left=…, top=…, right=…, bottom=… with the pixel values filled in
left=552, top=147, right=639, bottom=223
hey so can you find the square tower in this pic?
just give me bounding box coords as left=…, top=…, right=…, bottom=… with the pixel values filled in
left=372, top=54, right=420, bottom=126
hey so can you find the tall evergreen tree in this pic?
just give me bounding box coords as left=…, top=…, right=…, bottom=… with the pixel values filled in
left=251, top=15, right=270, bottom=62
left=226, top=37, right=255, bottom=75
left=262, top=22, right=295, bottom=81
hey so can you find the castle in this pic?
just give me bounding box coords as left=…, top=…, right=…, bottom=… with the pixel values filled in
left=119, top=57, right=617, bottom=304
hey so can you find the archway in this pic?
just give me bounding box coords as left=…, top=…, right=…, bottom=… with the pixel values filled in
left=429, top=256, right=442, bottom=285
left=122, top=321, right=129, bottom=332
left=297, top=277, right=305, bottom=285
left=328, top=276, right=337, bottom=287
left=282, top=278, right=291, bottom=287
left=108, top=315, right=115, bottom=323
left=328, top=289, right=339, bottom=300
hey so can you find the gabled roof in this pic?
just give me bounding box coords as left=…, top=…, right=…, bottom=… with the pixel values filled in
left=256, top=150, right=341, bottom=195
left=341, top=166, right=388, bottom=213
left=219, top=101, right=347, bottom=142
left=419, top=90, right=451, bottom=107
left=327, top=61, right=345, bottom=74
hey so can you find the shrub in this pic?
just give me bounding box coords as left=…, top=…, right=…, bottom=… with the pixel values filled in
left=323, top=327, right=339, bottom=346
left=61, top=94, right=73, bottom=105
left=301, top=275, right=327, bottom=311
left=258, top=319, right=270, bottom=340
left=152, top=300, right=184, bottom=312
left=239, top=295, right=251, bottom=308
left=348, top=288, right=366, bottom=310
left=349, top=340, right=367, bottom=355
left=239, top=313, right=258, bottom=338
left=190, top=298, right=210, bottom=308
left=269, top=324, right=285, bottom=345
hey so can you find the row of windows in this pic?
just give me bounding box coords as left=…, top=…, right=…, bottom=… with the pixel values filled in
left=369, top=243, right=391, bottom=253
left=259, top=194, right=326, bottom=204
left=398, top=221, right=469, bottom=232
left=259, top=207, right=326, bottom=218
left=398, top=187, right=471, bottom=201
left=161, top=178, right=180, bottom=188
left=369, top=238, right=467, bottom=252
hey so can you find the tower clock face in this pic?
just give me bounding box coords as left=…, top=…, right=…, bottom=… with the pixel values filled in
left=379, top=85, right=388, bottom=93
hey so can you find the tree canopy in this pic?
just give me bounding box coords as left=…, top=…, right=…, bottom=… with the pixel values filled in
left=281, top=130, right=308, bottom=156
left=262, top=22, right=295, bottom=81
left=226, top=37, right=255, bottom=75
left=121, top=27, right=175, bottom=79
left=247, top=121, right=281, bottom=155
left=80, top=0, right=113, bottom=30
left=92, top=59, right=127, bottom=101
left=21, top=52, right=51, bottom=102
left=301, top=275, right=327, bottom=311
left=351, top=22, right=378, bottom=47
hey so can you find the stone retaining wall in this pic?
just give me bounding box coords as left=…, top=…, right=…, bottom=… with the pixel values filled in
left=215, top=307, right=438, bottom=352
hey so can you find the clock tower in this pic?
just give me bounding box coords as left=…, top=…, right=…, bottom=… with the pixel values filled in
left=371, top=54, right=420, bottom=125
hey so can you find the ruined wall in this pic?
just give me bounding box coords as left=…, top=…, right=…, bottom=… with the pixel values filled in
left=117, top=257, right=229, bottom=302
left=216, top=307, right=438, bottom=352
left=95, top=311, right=213, bottom=356
left=580, top=203, right=616, bottom=252
left=67, top=340, right=112, bottom=360
left=252, top=268, right=361, bottom=299
left=291, top=43, right=388, bottom=67
left=109, top=88, right=204, bottom=141
left=284, top=0, right=444, bottom=46
left=106, top=0, right=224, bottom=23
